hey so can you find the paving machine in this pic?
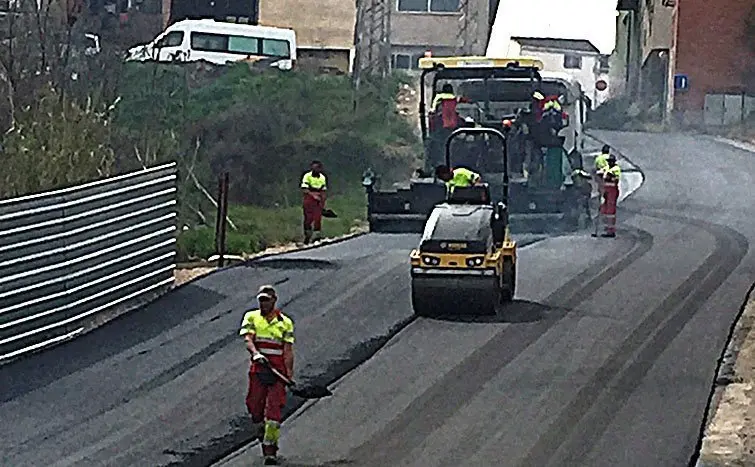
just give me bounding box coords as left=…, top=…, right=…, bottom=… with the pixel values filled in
left=410, top=127, right=516, bottom=317
left=362, top=56, right=591, bottom=234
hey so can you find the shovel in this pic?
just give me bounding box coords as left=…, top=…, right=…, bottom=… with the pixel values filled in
left=260, top=360, right=333, bottom=399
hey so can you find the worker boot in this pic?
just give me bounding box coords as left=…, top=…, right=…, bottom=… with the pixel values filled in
left=264, top=455, right=279, bottom=465
left=303, top=228, right=313, bottom=244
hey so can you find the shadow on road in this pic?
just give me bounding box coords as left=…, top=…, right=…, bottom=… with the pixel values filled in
left=426, top=299, right=563, bottom=324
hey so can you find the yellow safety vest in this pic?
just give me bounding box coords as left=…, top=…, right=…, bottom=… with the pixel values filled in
left=239, top=309, right=295, bottom=346
left=432, top=92, right=456, bottom=111
left=446, top=167, right=480, bottom=192
left=543, top=100, right=562, bottom=112
left=301, top=171, right=327, bottom=191
left=603, top=165, right=621, bottom=185
left=594, top=153, right=609, bottom=171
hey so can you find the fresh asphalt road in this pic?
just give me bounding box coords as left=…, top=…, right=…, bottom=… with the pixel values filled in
left=216, top=131, right=755, bottom=467
left=1, top=132, right=753, bottom=467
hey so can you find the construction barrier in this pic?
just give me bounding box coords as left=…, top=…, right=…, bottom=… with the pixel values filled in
left=0, top=163, right=178, bottom=362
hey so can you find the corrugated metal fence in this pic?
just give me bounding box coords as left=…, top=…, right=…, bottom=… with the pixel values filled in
left=0, top=163, right=178, bottom=362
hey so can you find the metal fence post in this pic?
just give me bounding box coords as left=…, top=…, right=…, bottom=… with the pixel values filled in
left=215, top=172, right=229, bottom=268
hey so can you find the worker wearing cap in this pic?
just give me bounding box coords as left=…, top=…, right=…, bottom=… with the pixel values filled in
left=239, top=285, right=295, bottom=465
left=434, top=165, right=482, bottom=196
left=597, top=154, right=621, bottom=238
left=301, top=160, right=327, bottom=244
left=595, top=145, right=611, bottom=174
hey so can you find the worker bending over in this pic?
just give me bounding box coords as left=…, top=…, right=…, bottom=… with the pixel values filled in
left=435, top=165, right=482, bottom=198
left=598, top=153, right=621, bottom=237
left=301, top=160, right=327, bottom=244
left=240, top=285, right=295, bottom=465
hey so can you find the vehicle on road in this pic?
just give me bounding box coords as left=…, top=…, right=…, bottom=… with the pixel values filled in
left=126, top=19, right=296, bottom=70
left=410, top=127, right=516, bottom=317
left=362, top=56, right=591, bottom=234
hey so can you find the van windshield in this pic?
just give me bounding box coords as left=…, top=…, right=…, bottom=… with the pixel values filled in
left=190, top=31, right=291, bottom=58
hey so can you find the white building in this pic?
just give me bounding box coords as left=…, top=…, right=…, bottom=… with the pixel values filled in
left=506, top=37, right=611, bottom=109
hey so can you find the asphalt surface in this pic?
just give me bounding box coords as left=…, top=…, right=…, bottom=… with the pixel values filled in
left=1, top=131, right=753, bottom=467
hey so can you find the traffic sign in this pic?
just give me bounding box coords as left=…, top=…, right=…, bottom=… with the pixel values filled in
left=674, top=74, right=689, bottom=91
left=595, top=80, right=607, bottom=91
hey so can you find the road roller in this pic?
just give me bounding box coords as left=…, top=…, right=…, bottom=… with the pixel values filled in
left=409, top=127, right=517, bottom=317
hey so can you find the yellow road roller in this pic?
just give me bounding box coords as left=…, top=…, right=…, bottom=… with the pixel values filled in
left=410, top=127, right=516, bottom=317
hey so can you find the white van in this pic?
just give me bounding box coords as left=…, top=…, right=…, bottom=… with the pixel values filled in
left=126, top=19, right=296, bottom=70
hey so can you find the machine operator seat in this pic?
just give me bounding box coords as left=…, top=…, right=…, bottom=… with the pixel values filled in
left=446, top=184, right=491, bottom=205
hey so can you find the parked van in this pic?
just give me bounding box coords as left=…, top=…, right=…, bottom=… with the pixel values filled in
left=126, top=19, right=296, bottom=70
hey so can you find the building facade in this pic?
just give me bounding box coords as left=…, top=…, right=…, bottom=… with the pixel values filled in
left=612, top=0, right=755, bottom=125
left=673, top=0, right=755, bottom=124
left=389, top=0, right=495, bottom=71
left=258, top=0, right=355, bottom=73
left=508, top=37, right=610, bottom=109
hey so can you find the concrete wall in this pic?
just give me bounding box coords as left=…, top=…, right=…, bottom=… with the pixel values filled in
left=640, top=0, right=673, bottom=61
left=609, top=11, right=631, bottom=98
left=258, top=0, right=355, bottom=49
left=673, top=0, right=755, bottom=121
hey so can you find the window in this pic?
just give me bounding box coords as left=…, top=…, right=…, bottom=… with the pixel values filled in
left=228, top=36, right=259, bottom=54
left=563, top=54, right=582, bottom=69
left=190, top=32, right=291, bottom=58
left=391, top=53, right=424, bottom=69
left=597, top=55, right=610, bottom=73
left=261, top=39, right=290, bottom=57
left=156, top=31, right=184, bottom=48
left=392, top=54, right=411, bottom=69
left=397, top=0, right=460, bottom=12
left=191, top=32, right=228, bottom=52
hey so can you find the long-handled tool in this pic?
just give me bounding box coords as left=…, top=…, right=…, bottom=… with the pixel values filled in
left=259, top=359, right=332, bottom=399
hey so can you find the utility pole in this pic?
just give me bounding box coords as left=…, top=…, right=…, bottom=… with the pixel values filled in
left=352, top=0, right=391, bottom=110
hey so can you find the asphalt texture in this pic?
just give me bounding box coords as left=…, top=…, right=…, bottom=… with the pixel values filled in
left=2, top=131, right=754, bottom=467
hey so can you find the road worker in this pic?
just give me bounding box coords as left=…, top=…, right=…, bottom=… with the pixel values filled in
left=301, top=160, right=327, bottom=244
left=239, top=285, right=295, bottom=466
left=593, top=144, right=611, bottom=195
left=597, top=153, right=621, bottom=238
left=434, top=165, right=482, bottom=198
left=594, top=145, right=610, bottom=173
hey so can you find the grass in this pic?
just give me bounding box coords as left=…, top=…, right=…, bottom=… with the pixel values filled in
left=176, top=187, right=368, bottom=261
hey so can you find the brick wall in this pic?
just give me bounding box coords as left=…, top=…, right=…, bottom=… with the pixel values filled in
left=674, top=0, right=755, bottom=114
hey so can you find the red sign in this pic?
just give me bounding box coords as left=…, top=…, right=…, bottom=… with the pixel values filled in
left=596, top=80, right=608, bottom=91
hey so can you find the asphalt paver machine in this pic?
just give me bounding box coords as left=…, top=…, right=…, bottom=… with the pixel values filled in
left=362, top=56, right=590, bottom=234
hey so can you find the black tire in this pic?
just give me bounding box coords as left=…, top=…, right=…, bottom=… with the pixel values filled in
left=500, top=258, right=516, bottom=303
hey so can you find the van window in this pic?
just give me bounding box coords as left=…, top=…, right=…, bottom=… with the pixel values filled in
left=261, top=39, right=290, bottom=57
left=191, top=32, right=228, bottom=52
left=157, top=31, right=184, bottom=48
left=189, top=31, right=291, bottom=58
left=228, top=36, right=259, bottom=54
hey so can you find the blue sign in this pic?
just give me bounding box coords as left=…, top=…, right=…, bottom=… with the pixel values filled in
left=674, top=74, right=689, bottom=91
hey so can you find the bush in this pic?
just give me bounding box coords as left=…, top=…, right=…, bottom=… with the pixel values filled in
left=0, top=84, right=116, bottom=198
left=113, top=62, right=421, bottom=212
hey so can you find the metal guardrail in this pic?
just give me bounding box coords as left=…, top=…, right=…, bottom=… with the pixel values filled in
left=0, top=163, right=178, bottom=362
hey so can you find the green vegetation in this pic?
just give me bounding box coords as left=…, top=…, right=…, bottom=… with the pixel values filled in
left=0, top=53, right=422, bottom=261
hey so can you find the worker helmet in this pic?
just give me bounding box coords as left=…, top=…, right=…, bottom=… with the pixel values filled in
left=607, top=153, right=617, bottom=162
left=602, top=144, right=611, bottom=154
left=532, top=90, right=545, bottom=101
